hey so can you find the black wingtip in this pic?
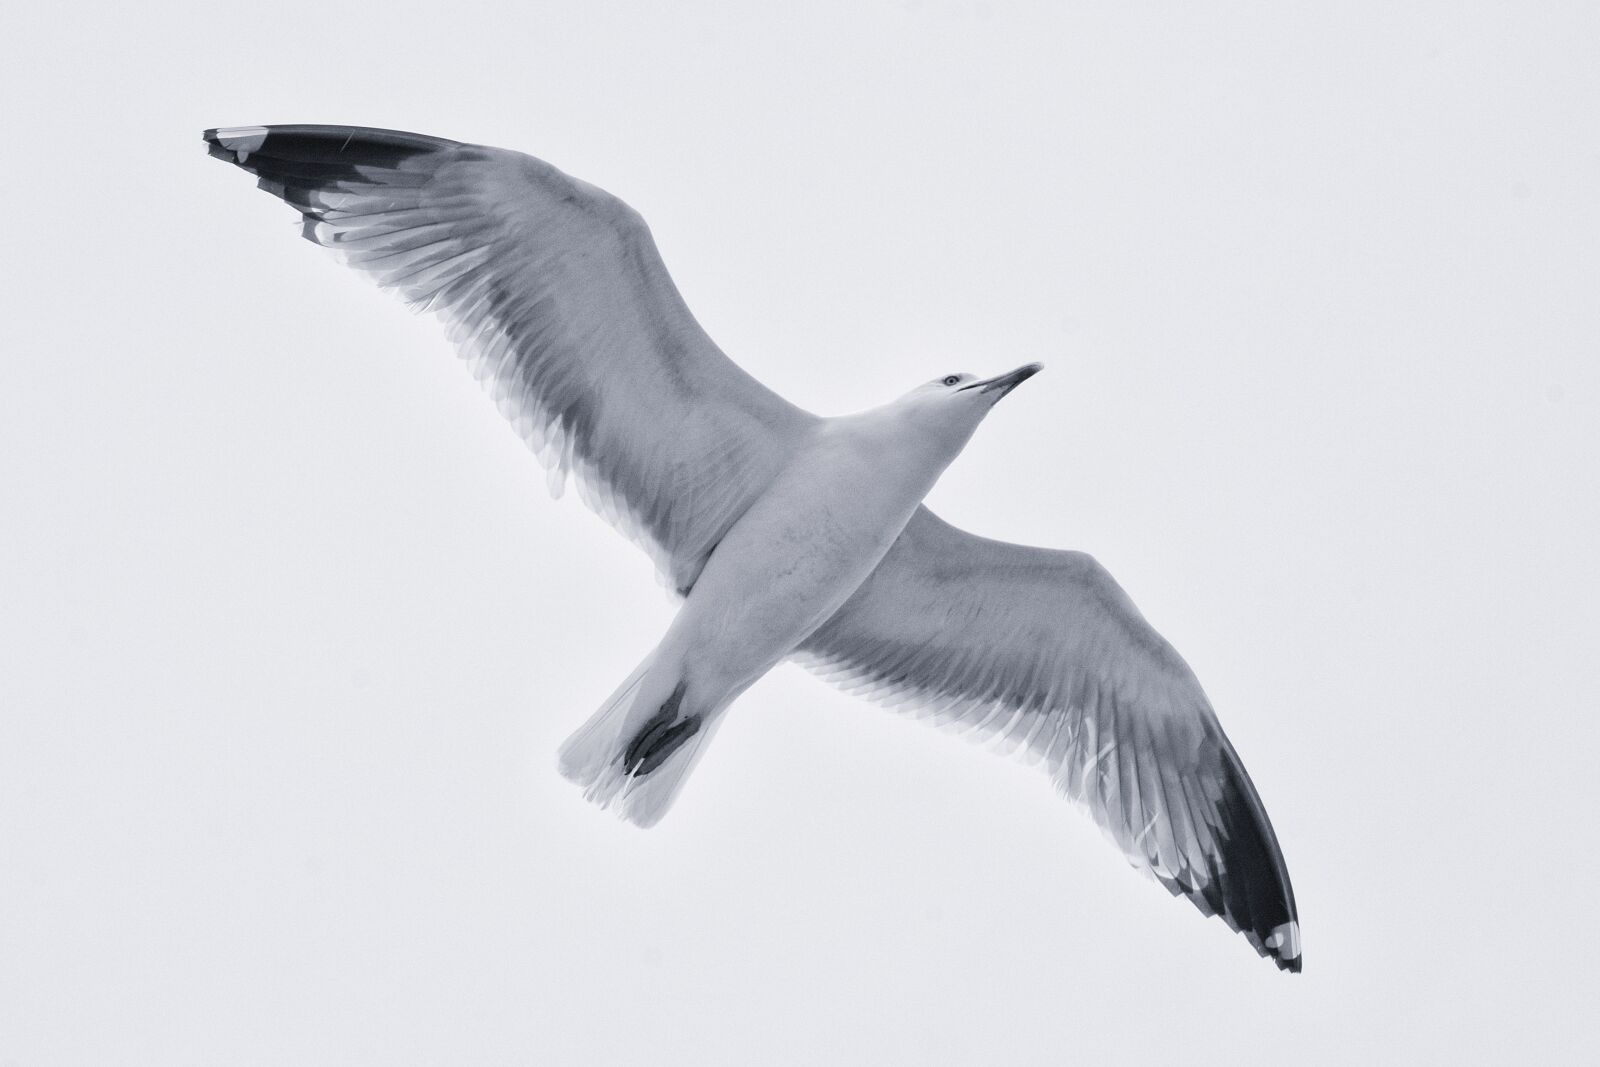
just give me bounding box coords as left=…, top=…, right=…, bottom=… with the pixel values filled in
left=1216, top=756, right=1301, bottom=973
left=1254, top=916, right=1303, bottom=973
left=204, top=124, right=463, bottom=216
left=202, top=124, right=459, bottom=166
left=1155, top=737, right=1300, bottom=974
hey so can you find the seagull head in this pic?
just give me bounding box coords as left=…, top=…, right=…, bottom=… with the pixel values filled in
left=900, top=362, right=1044, bottom=416
left=888, top=362, right=1044, bottom=454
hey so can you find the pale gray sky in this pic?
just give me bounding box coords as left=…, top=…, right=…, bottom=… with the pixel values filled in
left=3, top=1, right=1597, bottom=1063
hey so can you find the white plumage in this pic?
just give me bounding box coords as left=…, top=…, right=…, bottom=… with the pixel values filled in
left=206, top=124, right=1300, bottom=972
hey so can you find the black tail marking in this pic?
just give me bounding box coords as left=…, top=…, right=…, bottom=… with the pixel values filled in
left=621, top=682, right=700, bottom=777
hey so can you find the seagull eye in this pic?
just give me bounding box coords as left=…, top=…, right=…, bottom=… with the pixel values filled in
left=942, top=375, right=961, bottom=387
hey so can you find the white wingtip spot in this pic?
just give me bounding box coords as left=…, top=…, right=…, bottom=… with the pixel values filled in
left=1265, top=920, right=1301, bottom=959
left=214, top=126, right=269, bottom=153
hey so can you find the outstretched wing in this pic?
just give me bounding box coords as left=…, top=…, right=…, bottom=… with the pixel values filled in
left=797, top=508, right=1301, bottom=971
left=205, top=125, right=816, bottom=593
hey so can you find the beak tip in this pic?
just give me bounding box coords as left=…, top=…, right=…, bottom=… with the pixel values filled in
left=974, top=362, right=1044, bottom=398
left=1010, top=362, right=1043, bottom=388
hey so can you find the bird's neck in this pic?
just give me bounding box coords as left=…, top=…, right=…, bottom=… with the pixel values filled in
left=815, top=407, right=974, bottom=505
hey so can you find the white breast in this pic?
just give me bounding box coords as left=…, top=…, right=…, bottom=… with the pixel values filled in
left=662, top=409, right=960, bottom=692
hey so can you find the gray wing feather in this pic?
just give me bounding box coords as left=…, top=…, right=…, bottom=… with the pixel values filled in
left=206, top=125, right=815, bottom=593
left=797, top=507, right=1302, bottom=971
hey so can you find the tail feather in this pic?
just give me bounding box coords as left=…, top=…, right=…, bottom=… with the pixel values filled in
left=558, top=654, right=725, bottom=828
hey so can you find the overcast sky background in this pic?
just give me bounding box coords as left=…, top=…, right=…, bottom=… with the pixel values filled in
left=4, top=2, right=1597, bottom=1063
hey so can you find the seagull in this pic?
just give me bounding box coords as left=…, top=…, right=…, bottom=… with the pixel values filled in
left=205, top=124, right=1301, bottom=972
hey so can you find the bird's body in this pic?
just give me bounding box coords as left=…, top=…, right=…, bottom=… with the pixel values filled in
left=205, top=124, right=1302, bottom=971
left=563, top=382, right=1020, bottom=820
left=690, top=399, right=987, bottom=656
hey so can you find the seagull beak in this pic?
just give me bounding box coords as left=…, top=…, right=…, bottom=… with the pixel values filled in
left=961, top=362, right=1043, bottom=400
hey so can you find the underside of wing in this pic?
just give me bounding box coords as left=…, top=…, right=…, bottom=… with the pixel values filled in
left=798, top=508, right=1302, bottom=971
left=205, top=124, right=816, bottom=593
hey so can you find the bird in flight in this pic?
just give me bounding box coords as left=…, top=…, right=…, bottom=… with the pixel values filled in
left=205, top=124, right=1300, bottom=972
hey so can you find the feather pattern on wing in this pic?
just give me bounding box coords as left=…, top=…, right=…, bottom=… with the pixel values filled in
left=797, top=507, right=1301, bottom=970
left=205, top=124, right=815, bottom=593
